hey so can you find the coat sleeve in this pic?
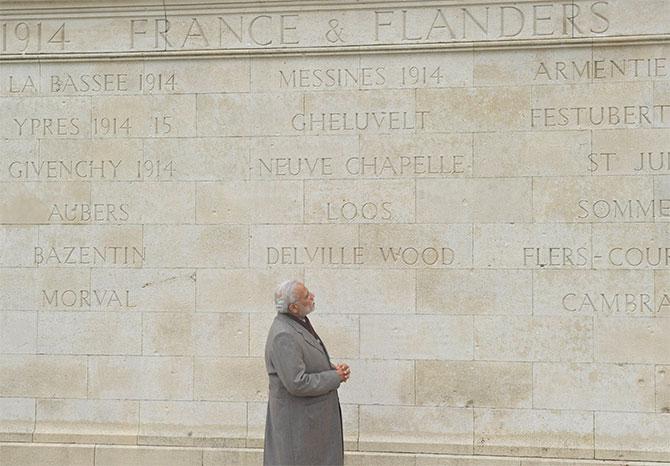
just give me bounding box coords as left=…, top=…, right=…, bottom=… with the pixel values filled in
left=271, top=331, right=342, bottom=397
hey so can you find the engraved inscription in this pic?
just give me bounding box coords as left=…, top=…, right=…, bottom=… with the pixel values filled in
left=8, top=160, right=121, bottom=179
left=6, top=74, right=38, bottom=94
left=523, top=247, right=590, bottom=267
left=373, top=2, right=610, bottom=42
left=577, top=199, right=670, bottom=220
left=125, top=4, right=611, bottom=51
left=530, top=105, right=670, bottom=128
left=3, top=2, right=670, bottom=448
left=6, top=158, right=174, bottom=180
left=401, top=66, right=445, bottom=86
left=523, top=246, right=670, bottom=268
left=278, top=65, right=446, bottom=89
left=0, top=2, right=620, bottom=55
left=129, top=14, right=301, bottom=49
left=345, top=155, right=463, bottom=176
left=534, top=57, right=668, bottom=81
left=41, top=289, right=136, bottom=308
left=606, top=247, right=670, bottom=267
left=92, top=117, right=131, bottom=137
left=89, top=115, right=174, bottom=137
left=2, top=72, right=177, bottom=95
left=48, top=204, right=130, bottom=223
left=51, top=73, right=129, bottom=93
left=326, top=201, right=393, bottom=222
left=1, top=21, right=70, bottom=54
left=14, top=117, right=81, bottom=137
left=634, top=152, right=670, bottom=172
left=266, top=246, right=365, bottom=265
left=587, top=152, right=618, bottom=173
left=253, top=155, right=464, bottom=178
left=291, top=111, right=429, bottom=132
left=49, top=73, right=175, bottom=94
left=280, top=67, right=386, bottom=89
left=255, top=157, right=334, bottom=178
left=378, top=246, right=455, bottom=266
left=561, top=292, right=670, bottom=315
left=34, top=246, right=146, bottom=266
left=264, top=245, right=455, bottom=265
left=589, top=151, right=670, bottom=174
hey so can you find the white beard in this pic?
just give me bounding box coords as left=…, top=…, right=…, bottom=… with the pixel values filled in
left=301, top=302, right=315, bottom=316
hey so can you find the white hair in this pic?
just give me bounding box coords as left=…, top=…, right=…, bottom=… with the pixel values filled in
left=274, top=280, right=300, bottom=314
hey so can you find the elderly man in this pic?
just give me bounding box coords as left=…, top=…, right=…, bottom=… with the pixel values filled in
left=263, top=280, right=351, bottom=466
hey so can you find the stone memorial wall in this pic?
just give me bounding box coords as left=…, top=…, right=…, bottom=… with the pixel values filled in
left=0, top=0, right=669, bottom=464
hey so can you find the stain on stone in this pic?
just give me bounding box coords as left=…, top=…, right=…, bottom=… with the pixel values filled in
left=142, top=273, right=195, bottom=288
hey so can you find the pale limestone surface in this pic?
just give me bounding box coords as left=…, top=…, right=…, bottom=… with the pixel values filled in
left=143, top=224, right=249, bottom=267
left=532, top=363, right=655, bottom=411
left=474, top=130, right=590, bottom=177
left=595, top=318, right=670, bottom=363
left=1, top=0, right=670, bottom=463
left=337, top=359, right=415, bottom=405
left=415, top=361, right=533, bottom=408
left=474, top=315, right=593, bottom=362
left=474, top=408, right=594, bottom=458
left=304, top=313, right=360, bottom=359
left=595, top=412, right=670, bottom=461
left=94, top=445, right=202, bottom=466
left=417, top=269, right=532, bottom=315
left=0, top=355, right=88, bottom=398
left=0, top=398, right=35, bottom=441
left=0, top=443, right=94, bottom=466
left=0, top=310, right=36, bottom=353
left=360, top=314, right=474, bottom=359
left=196, top=180, right=303, bottom=224
left=87, top=356, right=193, bottom=400
left=0, top=182, right=90, bottom=224
left=142, top=312, right=249, bottom=356
left=0, top=226, right=37, bottom=266
left=359, top=405, right=473, bottom=454
left=658, top=366, right=670, bottom=413
left=196, top=267, right=304, bottom=312
left=416, top=178, right=533, bottom=223
left=305, top=268, right=416, bottom=314
left=37, top=311, right=142, bottom=355
left=138, top=400, right=247, bottom=446
left=193, top=357, right=267, bottom=402
left=34, top=399, right=140, bottom=444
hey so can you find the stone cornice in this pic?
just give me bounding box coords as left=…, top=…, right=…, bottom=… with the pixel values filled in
left=0, top=0, right=668, bottom=60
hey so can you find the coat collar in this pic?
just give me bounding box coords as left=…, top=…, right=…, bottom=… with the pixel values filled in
left=277, top=313, right=327, bottom=356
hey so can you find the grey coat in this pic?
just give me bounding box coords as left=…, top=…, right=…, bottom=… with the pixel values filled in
left=263, top=313, right=343, bottom=466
